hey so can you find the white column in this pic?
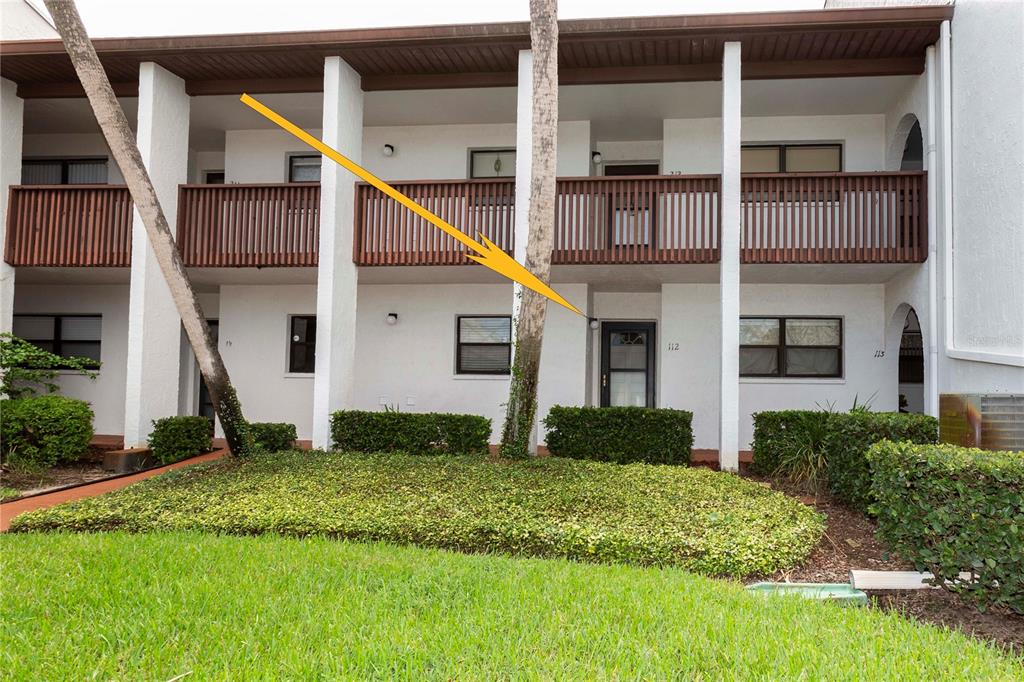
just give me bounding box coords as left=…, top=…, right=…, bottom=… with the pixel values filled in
left=512, top=49, right=533, bottom=326
left=311, top=56, right=364, bottom=449
left=719, top=42, right=742, bottom=472
left=123, top=63, right=189, bottom=447
left=512, top=48, right=538, bottom=450
left=0, top=78, right=23, bottom=333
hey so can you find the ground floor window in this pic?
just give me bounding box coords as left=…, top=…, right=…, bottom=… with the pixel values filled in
left=12, top=314, right=102, bottom=364
left=740, top=316, right=842, bottom=378
left=288, top=315, right=317, bottom=373
left=456, top=316, right=512, bottom=375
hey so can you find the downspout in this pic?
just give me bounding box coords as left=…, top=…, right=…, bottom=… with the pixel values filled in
left=938, top=19, right=1024, bottom=368
left=925, top=45, right=940, bottom=417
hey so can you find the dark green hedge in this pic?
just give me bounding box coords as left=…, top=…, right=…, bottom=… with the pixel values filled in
left=543, top=406, right=693, bottom=465
left=751, top=410, right=937, bottom=510
left=249, top=422, right=297, bottom=452
left=0, top=396, right=93, bottom=468
left=330, top=411, right=490, bottom=455
left=148, top=416, right=213, bottom=464
left=869, top=441, right=1024, bottom=614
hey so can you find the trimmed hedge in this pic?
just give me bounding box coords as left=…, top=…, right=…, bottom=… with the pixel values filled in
left=148, top=416, right=212, bottom=464
left=869, top=441, right=1024, bottom=614
left=330, top=411, right=490, bottom=455
left=751, top=410, right=938, bottom=510
left=249, top=422, right=297, bottom=452
left=0, top=396, right=93, bottom=468
left=544, top=406, right=693, bottom=465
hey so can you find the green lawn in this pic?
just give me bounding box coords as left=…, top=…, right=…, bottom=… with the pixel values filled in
left=1, top=532, right=1019, bottom=680
left=9, top=450, right=823, bottom=576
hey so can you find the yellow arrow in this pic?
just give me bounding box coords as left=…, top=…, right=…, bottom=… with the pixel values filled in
left=240, top=93, right=583, bottom=317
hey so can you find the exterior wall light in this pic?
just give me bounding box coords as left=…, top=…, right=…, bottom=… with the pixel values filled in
left=386, top=313, right=399, bottom=325
left=589, top=318, right=600, bottom=330
left=591, top=151, right=603, bottom=165
left=382, top=144, right=395, bottom=157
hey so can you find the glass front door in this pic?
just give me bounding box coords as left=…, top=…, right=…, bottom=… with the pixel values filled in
left=600, top=321, right=656, bottom=407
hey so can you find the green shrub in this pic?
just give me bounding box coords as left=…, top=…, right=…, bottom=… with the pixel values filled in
left=869, top=441, right=1024, bottom=614
left=544, top=406, right=693, bottom=465
left=0, top=396, right=93, bottom=468
left=249, top=422, right=297, bottom=452
left=330, top=411, right=490, bottom=455
left=148, top=416, right=212, bottom=464
left=751, top=410, right=937, bottom=510
left=825, top=412, right=937, bottom=510
left=0, top=333, right=99, bottom=399
left=11, top=450, right=824, bottom=577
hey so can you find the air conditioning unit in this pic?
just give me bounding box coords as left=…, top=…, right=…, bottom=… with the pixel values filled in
left=939, top=394, right=1024, bottom=451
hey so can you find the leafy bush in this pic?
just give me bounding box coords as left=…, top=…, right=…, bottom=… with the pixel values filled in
left=543, top=406, right=693, bottom=465
left=869, top=441, right=1024, bottom=614
left=148, top=416, right=212, bottom=464
left=0, top=396, right=93, bottom=468
left=330, top=411, right=490, bottom=455
left=751, top=410, right=937, bottom=510
left=825, top=412, right=937, bottom=510
left=10, top=450, right=824, bottom=577
left=0, top=333, right=98, bottom=399
left=249, top=422, right=297, bottom=452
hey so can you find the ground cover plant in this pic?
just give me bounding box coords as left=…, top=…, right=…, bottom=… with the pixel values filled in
left=544, top=405, right=693, bottom=464
left=869, top=441, right=1024, bottom=614
left=1, top=532, right=1019, bottom=680
left=10, top=450, right=822, bottom=576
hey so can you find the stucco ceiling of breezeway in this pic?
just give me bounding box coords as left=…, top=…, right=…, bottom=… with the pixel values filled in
left=22, top=74, right=916, bottom=150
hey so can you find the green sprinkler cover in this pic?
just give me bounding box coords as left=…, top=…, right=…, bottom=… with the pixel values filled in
left=745, top=582, right=868, bottom=607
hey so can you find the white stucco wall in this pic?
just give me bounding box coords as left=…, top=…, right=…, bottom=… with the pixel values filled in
left=12, top=285, right=130, bottom=435
left=663, top=114, right=887, bottom=174
left=224, top=121, right=592, bottom=183
left=217, top=285, right=317, bottom=439
left=21, top=133, right=126, bottom=184
left=659, top=283, right=893, bottom=449
left=942, top=0, right=1024, bottom=393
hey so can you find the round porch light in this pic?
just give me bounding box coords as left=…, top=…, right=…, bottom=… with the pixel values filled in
left=591, top=151, right=603, bottom=165
left=382, top=144, right=395, bottom=157
left=386, top=313, right=399, bottom=325
left=589, top=318, right=600, bottom=330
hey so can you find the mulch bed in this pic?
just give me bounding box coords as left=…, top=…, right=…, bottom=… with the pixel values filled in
left=751, top=474, right=1024, bottom=654
left=2, top=446, right=112, bottom=499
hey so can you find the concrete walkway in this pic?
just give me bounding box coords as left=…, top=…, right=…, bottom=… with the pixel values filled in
left=1, top=449, right=228, bottom=532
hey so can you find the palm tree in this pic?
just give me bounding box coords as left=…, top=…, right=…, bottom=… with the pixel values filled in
left=499, top=0, right=559, bottom=457
left=43, top=0, right=253, bottom=455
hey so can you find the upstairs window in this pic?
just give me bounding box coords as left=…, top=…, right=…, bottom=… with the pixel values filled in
left=12, top=314, right=102, bottom=365
left=22, top=158, right=108, bottom=185
left=288, top=155, right=321, bottom=183
left=469, top=149, right=516, bottom=178
left=740, top=316, right=842, bottom=378
left=288, top=315, right=317, bottom=373
left=740, top=144, right=842, bottom=173
left=456, top=316, right=512, bottom=374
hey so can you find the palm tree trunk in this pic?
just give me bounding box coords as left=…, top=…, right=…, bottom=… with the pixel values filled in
left=499, top=0, right=559, bottom=457
left=43, top=0, right=253, bottom=456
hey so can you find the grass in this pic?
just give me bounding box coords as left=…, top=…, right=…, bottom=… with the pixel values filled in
left=1, top=532, right=1020, bottom=680
left=9, top=450, right=824, bottom=576
left=0, top=487, right=19, bottom=503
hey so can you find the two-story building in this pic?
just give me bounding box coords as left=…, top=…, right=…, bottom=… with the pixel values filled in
left=2, top=1, right=1022, bottom=468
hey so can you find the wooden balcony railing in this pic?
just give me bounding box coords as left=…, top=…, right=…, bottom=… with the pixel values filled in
left=354, top=175, right=721, bottom=266
left=176, top=183, right=320, bottom=267
left=741, top=171, right=926, bottom=263
left=3, top=185, right=133, bottom=267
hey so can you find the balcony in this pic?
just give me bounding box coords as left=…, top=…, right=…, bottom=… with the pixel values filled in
left=176, top=183, right=320, bottom=267
left=354, top=171, right=927, bottom=266
left=3, top=185, right=133, bottom=267
left=4, top=172, right=926, bottom=270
